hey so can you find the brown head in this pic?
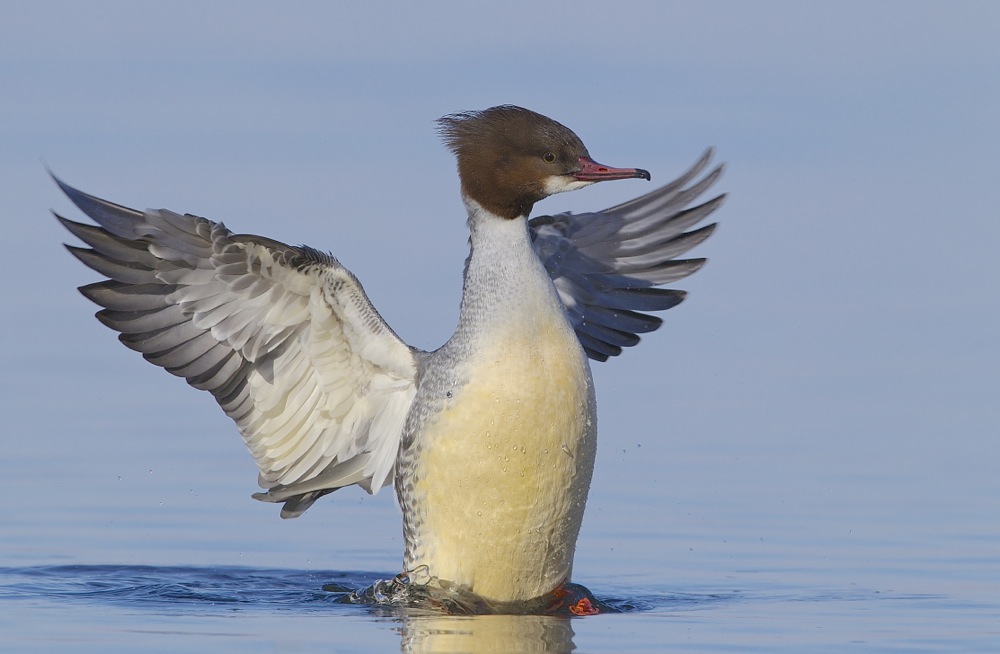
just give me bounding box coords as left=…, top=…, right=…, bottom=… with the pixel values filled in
left=438, top=105, right=650, bottom=220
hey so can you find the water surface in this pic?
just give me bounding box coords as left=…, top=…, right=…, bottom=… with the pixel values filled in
left=2, top=557, right=995, bottom=652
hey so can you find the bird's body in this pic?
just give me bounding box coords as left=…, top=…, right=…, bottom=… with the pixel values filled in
left=56, top=106, right=724, bottom=606
left=399, top=201, right=597, bottom=600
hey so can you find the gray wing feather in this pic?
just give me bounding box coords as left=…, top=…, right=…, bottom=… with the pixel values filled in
left=55, top=177, right=418, bottom=518
left=530, top=149, right=724, bottom=361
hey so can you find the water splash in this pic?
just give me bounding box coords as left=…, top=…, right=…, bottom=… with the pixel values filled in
left=338, top=566, right=614, bottom=616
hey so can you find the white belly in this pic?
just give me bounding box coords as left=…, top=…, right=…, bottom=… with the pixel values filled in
left=406, top=316, right=597, bottom=603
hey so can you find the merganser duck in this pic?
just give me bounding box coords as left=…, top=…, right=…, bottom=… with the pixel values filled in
left=55, top=105, right=724, bottom=607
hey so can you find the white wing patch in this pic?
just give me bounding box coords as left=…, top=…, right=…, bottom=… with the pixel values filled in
left=56, top=179, right=417, bottom=517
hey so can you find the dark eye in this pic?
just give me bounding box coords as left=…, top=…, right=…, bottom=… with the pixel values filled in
left=542, top=152, right=556, bottom=163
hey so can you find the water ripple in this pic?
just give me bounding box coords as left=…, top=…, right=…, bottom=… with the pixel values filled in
left=0, top=564, right=726, bottom=616
left=0, top=565, right=371, bottom=613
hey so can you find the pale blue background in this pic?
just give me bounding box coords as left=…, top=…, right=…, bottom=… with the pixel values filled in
left=2, top=2, right=998, bottom=650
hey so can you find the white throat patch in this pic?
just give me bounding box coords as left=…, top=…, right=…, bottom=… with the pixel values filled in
left=542, top=176, right=594, bottom=196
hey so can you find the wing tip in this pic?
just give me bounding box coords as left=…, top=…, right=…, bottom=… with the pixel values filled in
left=50, top=173, right=96, bottom=214
left=252, top=488, right=338, bottom=519
left=50, top=174, right=144, bottom=232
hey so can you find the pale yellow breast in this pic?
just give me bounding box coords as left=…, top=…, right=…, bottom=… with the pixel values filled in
left=410, top=315, right=596, bottom=602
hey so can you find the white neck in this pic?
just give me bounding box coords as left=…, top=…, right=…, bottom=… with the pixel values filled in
left=455, top=197, right=565, bottom=341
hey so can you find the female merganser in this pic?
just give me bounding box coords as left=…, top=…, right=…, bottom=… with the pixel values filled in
left=56, top=105, right=724, bottom=606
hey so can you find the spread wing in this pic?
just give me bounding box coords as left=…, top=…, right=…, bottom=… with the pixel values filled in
left=55, top=178, right=418, bottom=518
left=529, top=149, right=724, bottom=361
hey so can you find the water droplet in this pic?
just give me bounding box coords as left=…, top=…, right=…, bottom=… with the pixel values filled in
left=477, top=510, right=482, bottom=517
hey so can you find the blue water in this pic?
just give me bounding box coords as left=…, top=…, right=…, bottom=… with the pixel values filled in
left=2, top=560, right=995, bottom=652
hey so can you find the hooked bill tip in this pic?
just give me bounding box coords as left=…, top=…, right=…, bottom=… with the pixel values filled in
left=574, top=157, right=652, bottom=183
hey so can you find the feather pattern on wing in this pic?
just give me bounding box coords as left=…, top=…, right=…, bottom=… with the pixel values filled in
left=55, top=179, right=418, bottom=517
left=529, top=149, right=725, bottom=361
